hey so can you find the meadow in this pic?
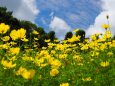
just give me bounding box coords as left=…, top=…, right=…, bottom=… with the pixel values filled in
left=0, top=23, right=115, bottom=86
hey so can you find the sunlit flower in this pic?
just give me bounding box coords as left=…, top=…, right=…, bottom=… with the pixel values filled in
left=60, top=83, right=69, bottom=86
left=21, top=69, right=35, bottom=79
left=1, top=36, right=10, bottom=41
left=10, top=30, right=19, bottom=40
left=50, top=59, right=61, bottom=68
left=17, top=28, right=26, bottom=39
left=32, top=30, right=39, bottom=35
left=67, top=35, right=80, bottom=42
left=50, top=68, right=59, bottom=76
left=107, top=52, right=113, bottom=57
left=21, top=38, right=28, bottom=42
left=9, top=47, right=20, bottom=55
left=45, top=39, right=50, bottom=42
left=73, top=29, right=79, bottom=32
left=0, top=23, right=10, bottom=34
left=100, top=61, right=109, bottom=67
left=10, top=28, right=26, bottom=40
left=102, top=24, right=110, bottom=29
left=16, top=67, right=35, bottom=79
left=1, top=59, right=16, bottom=69
left=82, top=77, right=92, bottom=81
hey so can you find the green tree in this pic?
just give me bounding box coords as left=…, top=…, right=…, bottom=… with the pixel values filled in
left=0, top=7, right=21, bottom=29
left=37, top=27, right=46, bottom=35
left=75, top=29, right=85, bottom=42
left=48, top=31, right=56, bottom=41
left=65, top=31, right=73, bottom=40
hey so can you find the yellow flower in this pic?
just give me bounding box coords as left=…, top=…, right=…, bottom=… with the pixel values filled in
left=100, top=61, right=109, bottom=67
left=0, top=43, right=9, bottom=49
left=102, top=24, right=110, bottom=29
left=50, top=68, right=59, bottom=76
left=9, top=56, right=17, bottom=61
left=21, top=69, right=35, bottom=79
left=67, top=35, right=80, bottom=42
left=32, top=30, right=39, bottom=35
left=91, top=34, right=100, bottom=41
left=107, top=52, right=113, bottom=57
left=50, top=59, right=61, bottom=68
left=21, top=38, right=28, bottom=42
left=34, top=38, right=39, bottom=41
left=45, top=39, right=50, bottom=42
left=10, top=30, right=19, bottom=40
left=21, top=70, right=31, bottom=79
left=73, top=55, right=83, bottom=62
left=81, top=44, right=89, bottom=50
left=1, top=59, right=16, bottom=69
left=1, top=36, right=10, bottom=41
left=10, top=28, right=26, bottom=40
left=22, top=56, right=33, bottom=61
left=60, top=83, right=69, bottom=86
left=0, top=23, right=10, bottom=34
left=9, top=47, right=20, bottom=55
left=16, top=67, right=35, bottom=79
left=16, top=67, right=26, bottom=75
left=82, top=77, right=92, bottom=81
left=73, top=29, right=79, bottom=32
left=59, top=54, right=67, bottom=59
left=56, top=44, right=65, bottom=50
left=17, top=28, right=26, bottom=39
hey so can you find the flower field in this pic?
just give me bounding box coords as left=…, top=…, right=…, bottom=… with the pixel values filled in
left=0, top=23, right=115, bottom=86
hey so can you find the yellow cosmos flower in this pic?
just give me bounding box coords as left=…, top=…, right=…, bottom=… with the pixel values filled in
left=73, top=29, right=79, bottom=32
left=21, top=69, right=35, bottom=80
left=1, top=59, right=16, bottom=69
left=9, top=47, right=20, bottom=55
left=102, top=24, right=110, bottom=29
left=34, top=37, right=39, bottom=41
left=107, top=52, right=113, bottom=57
left=0, top=23, right=10, bottom=34
left=10, top=30, right=19, bottom=40
left=81, top=44, right=89, bottom=50
left=32, top=30, right=39, bottom=35
left=59, top=54, right=67, bottom=59
left=16, top=67, right=26, bottom=75
left=10, top=28, right=26, bottom=40
left=73, top=55, right=83, bottom=62
left=16, top=67, right=35, bottom=80
left=60, top=83, right=69, bottom=86
left=0, top=44, right=9, bottom=49
left=17, top=28, right=26, bottom=39
left=21, top=38, right=28, bottom=42
left=50, top=59, right=61, bottom=68
left=22, top=56, right=33, bottom=61
left=67, top=35, right=80, bottom=42
left=45, top=39, right=50, bottom=42
left=50, top=68, right=59, bottom=76
left=100, top=61, right=109, bottom=67
left=1, top=36, right=10, bottom=41
left=82, top=77, right=92, bottom=81
left=9, top=56, right=17, bottom=61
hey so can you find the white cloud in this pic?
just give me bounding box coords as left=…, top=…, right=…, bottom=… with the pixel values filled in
left=86, top=0, right=115, bottom=37
left=0, top=0, right=39, bottom=22
left=49, top=16, right=71, bottom=40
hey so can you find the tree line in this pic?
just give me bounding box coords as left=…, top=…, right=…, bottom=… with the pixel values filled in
left=0, top=7, right=86, bottom=48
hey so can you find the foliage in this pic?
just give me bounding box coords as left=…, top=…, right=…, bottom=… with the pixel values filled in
left=65, top=32, right=73, bottom=40
left=75, top=29, right=85, bottom=42
left=48, top=31, right=56, bottom=41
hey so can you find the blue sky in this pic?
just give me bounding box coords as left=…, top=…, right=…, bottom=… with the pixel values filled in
left=35, top=0, right=101, bottom=31
left=0, top=0, right=115, bottom=39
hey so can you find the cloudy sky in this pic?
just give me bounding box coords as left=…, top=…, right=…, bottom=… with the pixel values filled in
left=0, top=0, right=115, bottom=39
